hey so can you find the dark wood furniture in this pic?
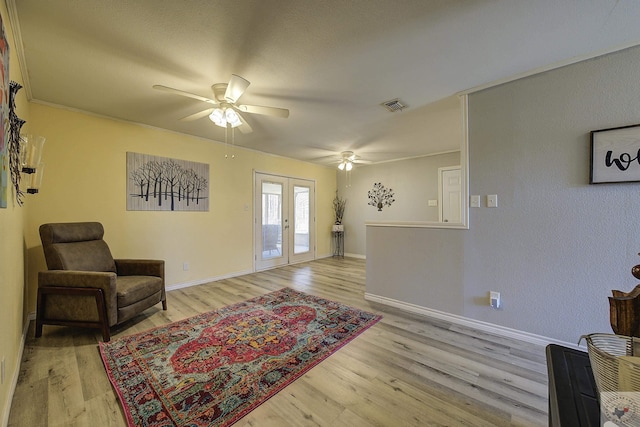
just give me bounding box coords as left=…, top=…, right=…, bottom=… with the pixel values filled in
left=610, top=284, right=640, bottom=337
left=36, top=286, right=110, bottom=341
left=546, top=344, right=600, bottom=426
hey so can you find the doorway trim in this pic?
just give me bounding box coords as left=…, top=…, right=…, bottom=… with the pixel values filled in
left=253, top=171, right=316, bottom=271
left=438, top=165, right=462, bottom=223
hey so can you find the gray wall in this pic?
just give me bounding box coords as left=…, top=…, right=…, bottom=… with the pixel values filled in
left=337, top=151, right=460, bottom=256
left=367, top=45, right=640, bottom=344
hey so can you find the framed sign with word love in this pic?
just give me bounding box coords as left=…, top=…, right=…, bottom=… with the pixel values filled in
left=590, top=123, right=640, bottom=184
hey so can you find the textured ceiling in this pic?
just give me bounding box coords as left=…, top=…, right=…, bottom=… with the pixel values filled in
left=9, top=0, right=640, bottom=166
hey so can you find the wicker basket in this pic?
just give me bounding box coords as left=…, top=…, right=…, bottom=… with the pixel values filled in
left=581, top=333, right=640, bottom=393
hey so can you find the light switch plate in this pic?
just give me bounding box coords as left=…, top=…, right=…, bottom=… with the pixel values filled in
left=428, top=199, right=438, bottom=207
left=487, top=194, right=498, bottom=208
left=490, top=291, right=501, bottom=309
left=470, top=195, right=480, bottom=208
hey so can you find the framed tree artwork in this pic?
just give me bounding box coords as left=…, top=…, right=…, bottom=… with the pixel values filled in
left=127, top=152, right=209, bottom=211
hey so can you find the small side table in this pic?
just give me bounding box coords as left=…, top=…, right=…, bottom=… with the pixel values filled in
left=332, top=231, right=344, bottom=258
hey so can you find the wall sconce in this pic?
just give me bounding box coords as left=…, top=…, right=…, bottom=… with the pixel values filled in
left=20, top=134, right=45, bottom=194
left=6, top=81, right=46, bottom=202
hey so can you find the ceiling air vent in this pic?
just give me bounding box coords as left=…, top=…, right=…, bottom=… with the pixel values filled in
left=381, top=98, right=407, bottom=112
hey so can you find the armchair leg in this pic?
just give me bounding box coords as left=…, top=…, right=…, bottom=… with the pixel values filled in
left=35, top=288, right=45, bottom=338
left=95, top=290, right=110, bottom=342
left=162, top=299, right=167, bottom=310
left=35, top=321, right=43, bottom=338
left=100, top=324, right=111, bottom=342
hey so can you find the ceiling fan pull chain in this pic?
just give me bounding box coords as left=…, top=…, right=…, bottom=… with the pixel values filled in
left=231, top=126, right=235, bottom=159
left=224, top=125, right=229, bottom=159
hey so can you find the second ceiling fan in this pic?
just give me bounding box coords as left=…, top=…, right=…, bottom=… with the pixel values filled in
left=338, top=151, right=371, bottom=170
left=153, top=74, right=289, bottom=134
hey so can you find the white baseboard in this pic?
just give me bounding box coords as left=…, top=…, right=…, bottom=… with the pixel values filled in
left=365, top=292, right=584, bottom=350
left=345, top=252, right=366, bottom=259
left=2, top=316, right=31, bottom=427
left=166, top=269, right=254, bottom=292
left=167, top=254, right=368, bottom=292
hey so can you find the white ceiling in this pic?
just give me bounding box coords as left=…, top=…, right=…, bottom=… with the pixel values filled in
left=8, top=0, right=640, bottom=167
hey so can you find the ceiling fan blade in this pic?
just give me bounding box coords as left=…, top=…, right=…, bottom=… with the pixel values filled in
left=236, top=104, right=290, bottom=118
left=236, top=111, right=253, bottom=134
left=237, top=121, right=253, bottom=134
left=311, top=154, right=340, bottom=163
left=180, top=108, right=214, bottom=121
left=224, top=74, right=250, bottom=103
left=153, top=85, right=218, bottom=105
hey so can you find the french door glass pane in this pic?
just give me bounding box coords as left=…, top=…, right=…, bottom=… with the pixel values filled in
left=262, top=182, right=282, bottom=259
left=293, top=185, right=310, bottom=254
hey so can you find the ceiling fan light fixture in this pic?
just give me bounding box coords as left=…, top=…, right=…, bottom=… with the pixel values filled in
left=209, top=107, right=243, bottom=128
left=209, top=108, right=226, bottom=127
left=224, top=108, right=242, bottom=128
left=338, top=160, right=353, bottom=171
left=338, top=150, right=356, bottom=171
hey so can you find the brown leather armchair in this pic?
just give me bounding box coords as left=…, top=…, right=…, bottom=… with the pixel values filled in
left=36, top=222, right=167, bottom=341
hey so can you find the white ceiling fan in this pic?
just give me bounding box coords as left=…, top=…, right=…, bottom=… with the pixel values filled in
left=153, top=74, right=289, bottom=134
left=337, top=151, right=371, bottom=170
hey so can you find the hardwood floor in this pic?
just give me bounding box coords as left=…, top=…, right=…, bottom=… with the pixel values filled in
left=9, top=257, right=548, bottom=426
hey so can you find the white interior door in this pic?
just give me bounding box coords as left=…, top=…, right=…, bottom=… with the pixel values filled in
left=439, top=166, right=462, bottom=223
left=255, top=173, right=315, bottom=270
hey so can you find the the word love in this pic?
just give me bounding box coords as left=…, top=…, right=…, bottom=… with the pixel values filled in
left=605, top=149, right=640, bottom=171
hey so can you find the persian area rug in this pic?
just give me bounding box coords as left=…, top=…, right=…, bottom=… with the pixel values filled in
left=99, top=287, right=381, bottom=427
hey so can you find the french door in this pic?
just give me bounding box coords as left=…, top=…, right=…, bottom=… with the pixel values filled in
left=254, top=173, right=315, bottom=271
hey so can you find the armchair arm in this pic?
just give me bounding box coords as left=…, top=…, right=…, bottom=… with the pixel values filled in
left=38, top=270, right=118, bottom=325
left=39, top=270, right=116, bottom=289
left=114, top=259, right=164, bottom=279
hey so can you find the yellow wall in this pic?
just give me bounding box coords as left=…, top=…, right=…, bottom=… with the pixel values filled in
left=24, top=103, right=337, bottom=313
left=1, top=50, right=334, bottom=421
left=0, top=2, right=30, bottom=423
left=0, top=5, right=339, bottom=422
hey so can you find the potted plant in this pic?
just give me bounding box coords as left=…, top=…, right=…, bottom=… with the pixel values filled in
left=332, top=191, right=346, bottom=232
